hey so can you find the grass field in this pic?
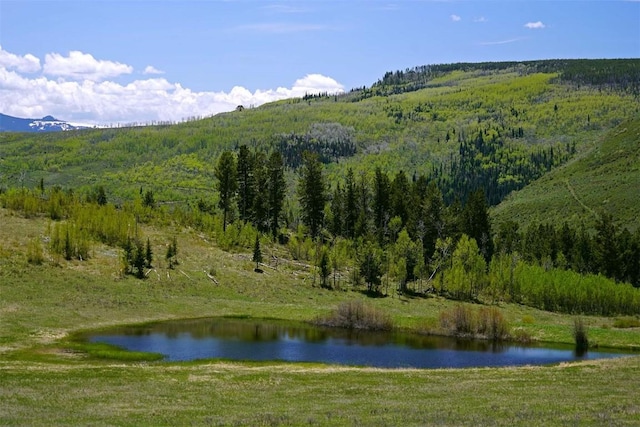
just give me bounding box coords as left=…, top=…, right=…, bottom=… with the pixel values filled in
left=1, top=208, right=640, bottom=425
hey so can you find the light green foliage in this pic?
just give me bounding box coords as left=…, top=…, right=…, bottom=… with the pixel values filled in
left=26, top=237, right=44, bottom=265
left=443, top=234, right=487, bottom=301
left=49, top=221, right=90, bottom=261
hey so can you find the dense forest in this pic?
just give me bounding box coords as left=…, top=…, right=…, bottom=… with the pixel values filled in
left=2, top=134, right=639, bottom=316
left=1, top=59, right=638, bottom=227
left=1, top=59, right=640, bottom=317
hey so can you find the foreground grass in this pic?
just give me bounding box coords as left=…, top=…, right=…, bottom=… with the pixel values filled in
left=1, top=209, right=639, bottom=425
left=2, top=358, right=639, bottom=426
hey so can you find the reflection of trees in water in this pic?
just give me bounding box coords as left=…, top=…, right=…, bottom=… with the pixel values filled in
left=106, top=318, right=511, bottom=352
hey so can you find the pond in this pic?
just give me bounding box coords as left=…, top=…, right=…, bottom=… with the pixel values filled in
left=87, top=317, right=627, bottom=369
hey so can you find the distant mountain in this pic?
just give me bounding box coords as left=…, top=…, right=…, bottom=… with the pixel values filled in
left=0, top=113, right=93, bottom=132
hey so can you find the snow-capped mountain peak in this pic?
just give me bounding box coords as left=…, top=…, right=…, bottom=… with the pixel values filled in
left=0, top=113, right=94, bottom=132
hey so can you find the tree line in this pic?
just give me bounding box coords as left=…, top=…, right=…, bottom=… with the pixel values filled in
left=2, top=144, right=639, bottom=315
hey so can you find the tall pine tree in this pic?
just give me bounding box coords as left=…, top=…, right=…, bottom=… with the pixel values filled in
left=298, top=152, right=327, bottom=238
left=236, top=145, right=255, bottom=223
left=267, top=150, right=286, bottom=238
left=215, top=150, right=237, bottom=232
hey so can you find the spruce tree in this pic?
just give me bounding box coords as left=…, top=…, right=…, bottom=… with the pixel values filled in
left=253, top=234, right=263, bottom=271
left=372, top=167, right=390, bottom=243
left=297, top=152, right=326, bottom=238
left=236, top=145, right=255, bottom=223
left=267, top=151, right=286, bottom=238
left=145, top=237, right=153, bottom=268
left=462, top=189, right=493, bottom=263
left=215, top=150, right=238, bottom=231
left=343, top=168, right=357, bottom=239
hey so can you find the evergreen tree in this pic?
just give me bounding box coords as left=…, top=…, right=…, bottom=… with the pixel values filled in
left=166, top=236, right=178, bottom=269
left=267, top=150, right=286, bottom=238
left=343, top=168, right=358, bottom=238
left=145, top=237, right=153, bottom=268
left=393, top=228, right=421, bottom=293
left=318, top=248, right=330, bottom=288
left=593, top=213, right=620, bottom=279
left=252, top=151, right=269, bottom=233
left=462, top=189, right=493, bottom=263
left=359, top=242, right=383, bottom=294
left=143, top=190, right=155, bottom=208
left=95, top=185, right=107, bottom=206
left=390, top=170, right=410, bottom=226
left=236, top=145, right=255, bottom=223
left=355, top=173, right=371, bottom=239
left=122, top=236, right=134, bottom=273
left=215, top=150, right=238, bottom=232
left=253, top=234, right=263, bottom=271
left=329, top=183, right=344, bottom=237
left=297, top=152, right=327, bottom=238
left=422, top=181, right=445, bottom=261
left=495, top=220, right=520, bottom=255
left=572, top=223, right=593, bottom=274
left=133, top=239, right=146, bottom=279
left=372, top=167, right=390, bottom=243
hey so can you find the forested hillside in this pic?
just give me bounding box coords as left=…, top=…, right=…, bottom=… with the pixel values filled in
left=493, top=116, right=640, bottom=232
left=1, top=59, right=638, bottom=217
left=1, top=59, right=640, bottom=315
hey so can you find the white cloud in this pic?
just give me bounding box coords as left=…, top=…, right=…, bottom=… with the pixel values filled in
left=0, top=45, right=41, bottom=73
left=0, top=47, right=344, bottom=125
left=450, top=14, right=461, bottom=22
left=477, top=38, right=525, bottom=46
left=143, top=65, right=164, bottom=75
left=524, top=21, right=545, bottom=29
left=43, top=51, right=133, bottom=81
left=473, top=17, right=488, bottom=23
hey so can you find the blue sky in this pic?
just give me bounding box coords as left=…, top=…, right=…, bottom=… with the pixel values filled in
left=1, top=0, right=639, bottom=125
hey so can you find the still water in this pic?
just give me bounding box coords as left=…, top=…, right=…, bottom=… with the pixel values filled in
left=88, top=317, right=626, bottom=368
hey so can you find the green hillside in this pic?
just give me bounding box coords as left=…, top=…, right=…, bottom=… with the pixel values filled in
left=492, top=116, right=640, bottom=231
left=1, top=59, right=638, bottom=216
left=2, top=60, right=640, bottom=425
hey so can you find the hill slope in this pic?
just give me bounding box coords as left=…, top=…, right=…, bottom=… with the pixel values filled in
left=0, top=59, right=638, bottom=228
left=492, top=116, right=640, bottom=231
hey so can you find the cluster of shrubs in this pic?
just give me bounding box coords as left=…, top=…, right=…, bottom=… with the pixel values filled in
left=439, top=305, right=510, bottom=341
left=314, top=301, right=393, bottom=331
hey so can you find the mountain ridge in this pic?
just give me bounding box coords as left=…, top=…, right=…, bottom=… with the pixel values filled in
left=0, top=113, right=92, bottom=132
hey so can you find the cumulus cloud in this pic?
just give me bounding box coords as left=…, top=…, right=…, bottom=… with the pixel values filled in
left=143, top=65, right=164, bottom=75
left=0, top=45, right=41, bottom=73
left=524, top=21, right=545, bottom=29
left=43, top=50, right=133, bottom=81
left=0, top=47, right=344, bottom=125
left=450, top=14, right=461, bottom=22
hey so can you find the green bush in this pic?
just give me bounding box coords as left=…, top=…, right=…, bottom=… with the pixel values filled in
left=612, top=317, right=640, bottom=329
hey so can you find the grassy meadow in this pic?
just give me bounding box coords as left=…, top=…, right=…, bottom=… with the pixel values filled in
left=2, top=60, right=640, bottom=425
left=1, top=208, right=640, bottom=425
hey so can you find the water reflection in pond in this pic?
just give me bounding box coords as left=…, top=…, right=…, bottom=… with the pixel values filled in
left=88, top=318, right=627, bottom=368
